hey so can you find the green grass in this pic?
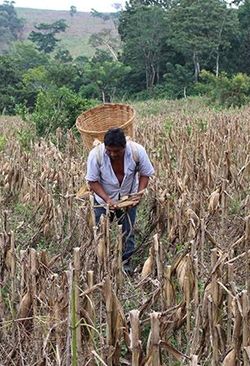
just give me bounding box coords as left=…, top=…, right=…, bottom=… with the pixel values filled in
left=60, top=35, right=94, bottom=58
left=16, top=7, right=118, bottom=58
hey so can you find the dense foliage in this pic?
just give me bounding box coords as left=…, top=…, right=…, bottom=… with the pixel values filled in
left=0, top=0, right=24, bottom=51
left=1, top=0, right=250, bottom=134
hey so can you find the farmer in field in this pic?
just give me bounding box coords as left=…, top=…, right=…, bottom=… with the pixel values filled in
left=86, top=127, right=154, bottom=271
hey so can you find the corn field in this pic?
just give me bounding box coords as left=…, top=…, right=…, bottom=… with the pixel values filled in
left=0, top=99, right=250, bottom=365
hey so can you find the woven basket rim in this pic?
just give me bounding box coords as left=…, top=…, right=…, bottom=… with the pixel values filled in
left=76, top=103, right=135, bottom=135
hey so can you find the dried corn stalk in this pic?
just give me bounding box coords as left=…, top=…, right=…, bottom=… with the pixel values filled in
left=129, top=310, right=142, bottom=366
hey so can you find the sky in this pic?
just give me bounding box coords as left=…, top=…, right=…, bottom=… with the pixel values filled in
left=12, top=0, right=126, bottom=12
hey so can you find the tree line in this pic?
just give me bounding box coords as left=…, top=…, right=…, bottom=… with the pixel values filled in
left=1, top=0, right=250, bottom=134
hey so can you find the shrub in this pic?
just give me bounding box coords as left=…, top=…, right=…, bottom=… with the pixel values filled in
left=195, top=70, right=250, bottom=107
left=31, top=86, right=95, bottom=136
left=214, top=73, right=250, bottom=107
left=15, top=124, right=36, bottom=151
left=193, top=70, right=217, bottom=96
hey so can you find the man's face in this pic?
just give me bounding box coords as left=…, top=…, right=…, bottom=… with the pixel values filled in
left=105, top=145, right=125, bottom=161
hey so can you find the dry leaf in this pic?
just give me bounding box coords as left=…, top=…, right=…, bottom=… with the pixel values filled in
left=141, top=248, right=154, bottom=279
left=17, top=292, right=32, bottom=319
left=208, top=189, right=220, bottom=213
left=97, top=237, right=105, bottom=261
left=222, top=349, right=236, bottom=366
left=185, top=208, right=200, bottom=226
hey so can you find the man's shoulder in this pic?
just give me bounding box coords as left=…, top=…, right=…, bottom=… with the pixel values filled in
left=127, top=140, right=144, bottom=151
left=89, top=143, right=104, bottom=155
left=127, top=140, right=146, bottom=164
left=128, top=140, right=148, bottom=155
left=88, top=143, right=105, bottom=163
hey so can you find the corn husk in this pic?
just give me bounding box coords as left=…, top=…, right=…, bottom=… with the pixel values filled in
left=116, top=199, right=137, bottom=209
left=141, top=248, right=154, bottom=279
left=208, top=189, right=220, bottom=213
left=176, top=255, right=194, bottom=293
left=222, top=349, right=236, bottom=366
left=17, top=291, right=32, bottom=319
left=4, top=248, right=12, bottom=271
left=76, top=184, right=90, bottom=199
left=97, top=236, right=105, bottom=261
left=162, top=266, right=175, bottom=306
left=115, top=192, right=144, bottom=209
left=185, top=208, right=200, bottom=226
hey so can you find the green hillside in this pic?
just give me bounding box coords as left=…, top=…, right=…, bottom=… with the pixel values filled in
left=16, top=7, right=118, bottom=58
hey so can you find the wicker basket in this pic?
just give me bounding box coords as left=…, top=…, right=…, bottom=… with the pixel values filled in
left=76, top=103, right=135, bottom=150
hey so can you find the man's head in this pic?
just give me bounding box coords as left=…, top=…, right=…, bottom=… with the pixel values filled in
left=104, top=128, right=126, bottom=161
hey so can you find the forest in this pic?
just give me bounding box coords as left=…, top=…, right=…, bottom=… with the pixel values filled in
left=1, top=0, right=250, bottom=134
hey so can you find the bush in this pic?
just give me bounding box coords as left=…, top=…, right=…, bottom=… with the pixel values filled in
left=195, top=70, right=250, bottom=107
left=193, top=70, right=217, bottom=96
left=31, top=86, right=95, bottom=136
left=15, top=123, right=36, bottom=151
left=214, top=73, right=250, bottom=107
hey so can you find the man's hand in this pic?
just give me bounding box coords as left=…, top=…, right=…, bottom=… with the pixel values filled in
left=106, top=197, right=117, bottom=209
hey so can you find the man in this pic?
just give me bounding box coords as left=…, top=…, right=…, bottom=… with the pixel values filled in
left=86, top=127, right=154, bottom=271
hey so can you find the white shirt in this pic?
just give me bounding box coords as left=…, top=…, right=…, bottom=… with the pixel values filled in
left=86, top=142, right=154, bottom=204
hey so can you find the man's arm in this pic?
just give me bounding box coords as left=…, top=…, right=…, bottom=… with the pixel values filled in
left=128, top=176, right=149, bottom=207
left=88, top=181, right=114, bottom=206
left=138, top=176, right=149, bottom=192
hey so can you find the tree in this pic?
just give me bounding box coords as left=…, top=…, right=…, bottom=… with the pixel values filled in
left=10, top=41, right=49, bottom=71
left=237, top=0, right=250, bottom=74
left=55, top=48, right=73, bottom=63
left=167, top=0, right=238, bottom=81
left=126, top=0, right=174, bottom=8
left=0, top=0, right=24, bottom=52
left=80, top=59, right=131, bottom=102
left=6, top=42, right=49, bottom=109
left=119, top=4, right=167, bottom=89
left=46, top=61, right=79, bottom=89
left=90, top=7, right=121, bottom=62
left=70, top=5, right=77, bottom=17
left=89, top=29, right=120, bottom=61
left=21, top=65, right=49, bottom=107
left=0, top=54, right=22, bottom=113
left=28, top=19, right=68, bottom=53
left=91, top=7, right=121, bottom=28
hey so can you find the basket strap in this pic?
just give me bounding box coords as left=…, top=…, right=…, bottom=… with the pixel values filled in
left=128, top=141, right=139, bottom=166
left=96, top=144, right=103, bottom=167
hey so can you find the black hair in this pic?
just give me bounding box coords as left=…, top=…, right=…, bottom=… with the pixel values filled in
left=104, top=127, right=126, bottom=148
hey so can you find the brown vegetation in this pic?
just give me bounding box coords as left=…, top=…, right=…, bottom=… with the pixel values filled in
left=0, top=99, right=250, bottom=365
